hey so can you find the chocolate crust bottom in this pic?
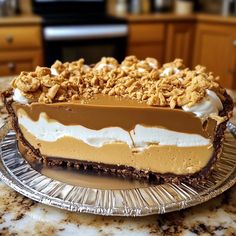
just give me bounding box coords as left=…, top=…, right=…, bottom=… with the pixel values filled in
left=2, top=89, right=234, bottom=184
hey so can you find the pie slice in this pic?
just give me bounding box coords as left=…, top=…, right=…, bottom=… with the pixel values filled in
left=2, top=56, right=233, bottom=184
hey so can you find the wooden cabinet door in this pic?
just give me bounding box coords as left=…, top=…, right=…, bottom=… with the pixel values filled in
left=194, top=23, right=236, bottom=89
left=128, top=44, right=164, bottom=63
left=0, top=50, right=43, bottom=76
left=165, top=22, right=195, bottom=67
left=127, top=23, right=165, bottom=63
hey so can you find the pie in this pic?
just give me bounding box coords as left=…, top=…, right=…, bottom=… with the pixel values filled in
left=2, top=56, right=233, bottom=184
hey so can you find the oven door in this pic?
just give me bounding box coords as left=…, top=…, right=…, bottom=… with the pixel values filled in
left=43, top=24, right=128, bottom=66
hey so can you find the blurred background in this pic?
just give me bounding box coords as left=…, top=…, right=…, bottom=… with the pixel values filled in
left=0, top=0, right=236, bottom=89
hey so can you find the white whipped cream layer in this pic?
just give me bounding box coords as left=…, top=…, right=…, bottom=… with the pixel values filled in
left=182, top=90, right=223, bottom=119
left=13, top=88, right=29, bottom=104
left=95, top=63, right=115, bottom=71
left=18, top=112, right=210, bottom=150
left=160, top=67, right=180, bottom=77
left=50, top=67, right=59, bottom=76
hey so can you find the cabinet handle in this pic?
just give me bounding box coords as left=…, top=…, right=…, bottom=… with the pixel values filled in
left=233, top=40, right=236, bottom=46
left=8, top=62, right=16, bottom=73
left=5, top=35, right=14, bottom=44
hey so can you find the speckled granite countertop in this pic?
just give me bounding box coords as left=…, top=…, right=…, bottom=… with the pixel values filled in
left=0, top=76, right=236, bottom=236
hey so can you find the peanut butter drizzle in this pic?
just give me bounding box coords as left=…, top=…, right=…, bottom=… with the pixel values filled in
left=13, top=94, right=216, bottom=137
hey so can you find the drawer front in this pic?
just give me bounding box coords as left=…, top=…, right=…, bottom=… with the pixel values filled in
left=129, top=23, right=165, bottom=43
left=0, top=61, right=33, bottom=76
left=0, top=50, right=43, bottom=76
left=0, top=26, right=42, bottom=50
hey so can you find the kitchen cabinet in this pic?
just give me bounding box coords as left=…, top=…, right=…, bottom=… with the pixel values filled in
left=127, top=21, right=195, bottom=67
left=127, top=23, right=165, bottom=63
left=194, top=23, right=236, bottom=89
left=0, top=24, right=43, bottom=76
left=165, top=22, right=195, bottom=67
left=124, top=14, right=236, bottom=89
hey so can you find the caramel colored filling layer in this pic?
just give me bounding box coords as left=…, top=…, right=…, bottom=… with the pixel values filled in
left=12, top=94, right=216, bottom=138
left=20, top=126, right=213, bottom=175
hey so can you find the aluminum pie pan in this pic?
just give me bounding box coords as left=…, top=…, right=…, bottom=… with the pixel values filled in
left=0, top=122, right=236, bottom=217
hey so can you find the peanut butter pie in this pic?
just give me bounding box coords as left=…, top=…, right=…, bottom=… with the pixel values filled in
left=2, top=56, right=233, bottom=184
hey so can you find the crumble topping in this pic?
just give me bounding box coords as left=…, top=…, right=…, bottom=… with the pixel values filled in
left=11, top=56, right=225, bottom=108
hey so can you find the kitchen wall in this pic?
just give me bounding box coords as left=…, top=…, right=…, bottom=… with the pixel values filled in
left=15, top=0, right=234, bottom=16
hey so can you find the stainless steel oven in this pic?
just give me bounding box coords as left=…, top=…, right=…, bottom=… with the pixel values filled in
left=32, top=0, right=128, bottom=66
left=43, top=24, right=127, bottom=66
